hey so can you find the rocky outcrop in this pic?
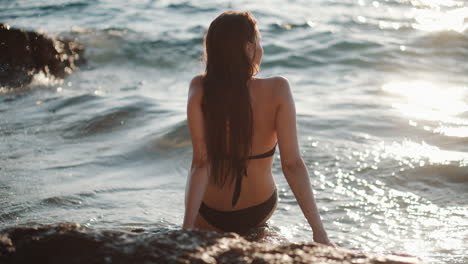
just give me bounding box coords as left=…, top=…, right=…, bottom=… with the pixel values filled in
left=0, top=223, right=421, bottom=264
left=0, top=23, right=85, bottom=88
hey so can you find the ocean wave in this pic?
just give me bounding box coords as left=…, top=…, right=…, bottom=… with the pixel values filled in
left=61, top=105, right=146, bottom=138
left=46, top=94, right=101, bottom=113
left=40, top=195, right=84, bottom=207
left=0, top=203, right=33, bottom=223
left=155, top=121, right=191, bottom=149
left=0, top=1, right=89, bottom=20
left=411, top=30, right=468, bottom=52
left=114, top=120, right=191, bottom=164
left=66, top=27, right=203, bottom=68
left=395, top=163, right=468, bottom=205
left=166, top=2, right=217, bottom=13
left=403, top=163, right=468, bottom=184
left=49, top=17, right=467, bottom=74
left=49, top=94, right=164, bottom=139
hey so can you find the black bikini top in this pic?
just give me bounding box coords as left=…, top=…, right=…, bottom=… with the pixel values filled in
left=232, top=142, right=277, bottom=207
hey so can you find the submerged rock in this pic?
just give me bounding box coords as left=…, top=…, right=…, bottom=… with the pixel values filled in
left=0, top=23, right=85, bottom=88
left=0, top=223, right=421, bottom=264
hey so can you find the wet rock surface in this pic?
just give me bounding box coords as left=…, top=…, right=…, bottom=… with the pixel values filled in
left=0, top=23, right=85, bottom=88
left=0, top=223, right=422, bottom=264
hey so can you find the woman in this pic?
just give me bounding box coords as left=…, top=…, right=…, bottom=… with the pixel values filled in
left=182, top=11, right=332, bottom=245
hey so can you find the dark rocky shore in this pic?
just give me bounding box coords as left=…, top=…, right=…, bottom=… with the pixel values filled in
left=0, top=23, right=84, bottom=89
left=0, top=223, right=421, bottom=264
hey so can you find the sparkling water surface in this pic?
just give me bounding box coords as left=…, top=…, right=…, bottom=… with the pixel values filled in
left=1, top=1, right=467, bottom=263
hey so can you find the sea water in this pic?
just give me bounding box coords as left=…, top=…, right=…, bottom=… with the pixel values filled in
left=1, top=0, right=467, bottom=263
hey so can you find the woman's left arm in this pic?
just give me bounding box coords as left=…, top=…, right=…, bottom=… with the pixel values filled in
left=182, top=76, right=209, bottom=229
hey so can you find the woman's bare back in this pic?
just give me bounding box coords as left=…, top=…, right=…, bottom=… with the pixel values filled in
left=200, top=77, right=284, bottom=210
left=191, top=76, right=288, bottom=231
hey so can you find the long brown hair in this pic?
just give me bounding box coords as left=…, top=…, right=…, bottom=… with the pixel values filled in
left=202, top=11, right=258, bottom=190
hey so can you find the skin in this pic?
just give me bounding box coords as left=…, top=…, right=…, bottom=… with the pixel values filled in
left=183, top=27, right=333, bottom=246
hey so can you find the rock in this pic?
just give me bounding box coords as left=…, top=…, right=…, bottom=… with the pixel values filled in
left=0, top=23, right=85, bottom=88
left=0, top=223, right=422, bottom=264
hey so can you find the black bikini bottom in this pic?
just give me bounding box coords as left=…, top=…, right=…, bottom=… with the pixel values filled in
left=198, top=189, right=277, bottom=234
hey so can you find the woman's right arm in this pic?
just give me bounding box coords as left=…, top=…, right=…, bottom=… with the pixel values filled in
left=182, top=75, right=210, bottom=230
left=274, top=77, right=332, bottom=245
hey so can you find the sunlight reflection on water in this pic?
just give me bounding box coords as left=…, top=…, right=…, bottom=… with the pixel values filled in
left=383, top=81, right=468, bottom=139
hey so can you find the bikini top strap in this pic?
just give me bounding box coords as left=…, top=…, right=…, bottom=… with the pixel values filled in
left=247, top=142, right=277, bottom=160
left=232, top=142, right=278, bottom=207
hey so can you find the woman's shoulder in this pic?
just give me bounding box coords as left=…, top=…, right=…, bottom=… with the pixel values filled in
left=188, top=74, right=205, bottom=97
left=259, top=75, right=289, bottom=82
left=253, top=76, right=291, bottom=95
left=189, top=74, right=204, bottom=89
left=189, top=74, right=291, bottom=96
left=187, top=75, right=205, bottom=105
left=256, top=75, right=289, bottom=86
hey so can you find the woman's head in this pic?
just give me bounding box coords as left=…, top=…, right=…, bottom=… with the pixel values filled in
left=201, top=11, right=261, bottom=195
left=204, top=11, right=262, bottom=76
